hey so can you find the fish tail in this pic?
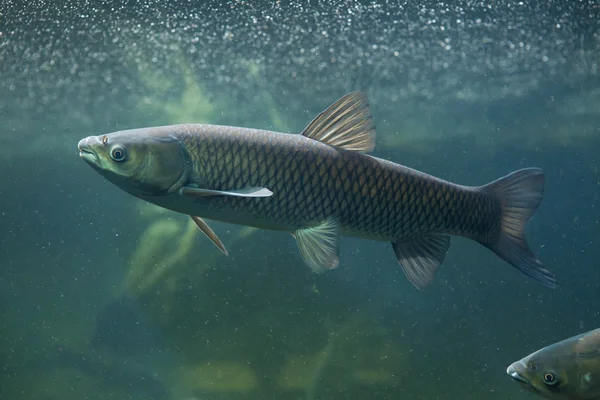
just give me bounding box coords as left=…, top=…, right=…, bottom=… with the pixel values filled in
left=481, top=168, right=558, bottom=288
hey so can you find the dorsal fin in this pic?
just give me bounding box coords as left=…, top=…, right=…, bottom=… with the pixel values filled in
left=300, top=91, right=376, bottom=153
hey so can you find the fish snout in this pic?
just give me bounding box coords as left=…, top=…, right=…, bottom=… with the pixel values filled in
left=507, top=362, right=530, bottom=385
left=78, top=136, right=100, bottom=162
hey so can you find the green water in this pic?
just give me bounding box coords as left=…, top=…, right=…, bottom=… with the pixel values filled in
left=1, top=1, right=599, bottom=399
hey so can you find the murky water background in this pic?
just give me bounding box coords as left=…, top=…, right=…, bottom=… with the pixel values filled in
left=1, top=1, right=599, bottom=399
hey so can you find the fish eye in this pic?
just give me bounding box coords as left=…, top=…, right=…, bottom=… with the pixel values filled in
left=110, top=145, right=127, bottom=162
left=543, top=371, right=558, bottom=386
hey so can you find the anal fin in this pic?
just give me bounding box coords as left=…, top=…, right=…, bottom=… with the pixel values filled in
left=293, top=219, right=340, bottom=273
left=190, top=216, right=228, bottom=256
left=392, top=234, right=451, bottom=289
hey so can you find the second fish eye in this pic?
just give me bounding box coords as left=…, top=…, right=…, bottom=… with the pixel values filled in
left=543, top=371, right=558, bottom=385
left=110, top=145, right=126, bottom=162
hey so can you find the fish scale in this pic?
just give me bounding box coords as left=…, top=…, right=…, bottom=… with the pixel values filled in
left=78, top=91, right=557, bottom=290
left=178, top=124, right=497, bottom=242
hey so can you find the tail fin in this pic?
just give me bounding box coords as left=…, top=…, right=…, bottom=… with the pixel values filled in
left=482, top=168, right=558, bottom=288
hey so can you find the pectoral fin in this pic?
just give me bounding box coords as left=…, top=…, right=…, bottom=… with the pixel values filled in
left=190, top=216, right=228, bottom=256
left=293, top=219, right=340, bottom=273
left=392, top=234, right=451, bottom=289
left=181, top=186, right=273, bottom=198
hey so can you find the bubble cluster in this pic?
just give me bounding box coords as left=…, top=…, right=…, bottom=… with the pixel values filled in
left=0, top=0, right=598, bottom=146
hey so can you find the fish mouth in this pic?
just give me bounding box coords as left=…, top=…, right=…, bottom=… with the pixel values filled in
left=507, top=365, right=531, bottom=386
left=78, top=137, right=98, bottom=163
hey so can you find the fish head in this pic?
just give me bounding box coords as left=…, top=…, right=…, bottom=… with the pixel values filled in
left=507, top=350, right=569, bottom=399
left=78, top=128, right=190, bottom=196
left=507, top=329, right=600, bottom=399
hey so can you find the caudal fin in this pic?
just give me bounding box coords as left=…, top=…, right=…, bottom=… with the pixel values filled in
left=482, top=168, right=558, bottom=288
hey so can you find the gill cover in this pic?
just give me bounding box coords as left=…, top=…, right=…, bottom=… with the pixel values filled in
left=132, top=135, right=191, bottom=194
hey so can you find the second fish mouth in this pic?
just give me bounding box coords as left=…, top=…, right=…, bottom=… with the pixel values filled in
left=507, top=365, right=531, bottom=386
left=78, top=138, right=98, bottom=162
left=509, top=371, right=530, bottom=384
left=78, top=148, right=97, bottom=162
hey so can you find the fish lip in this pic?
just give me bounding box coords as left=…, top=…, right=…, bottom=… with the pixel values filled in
left=78, top=137, right=98, bottom=162
left=507, top=365, right=530, bottom=385
left=509, top=371, right=530, bottom=384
